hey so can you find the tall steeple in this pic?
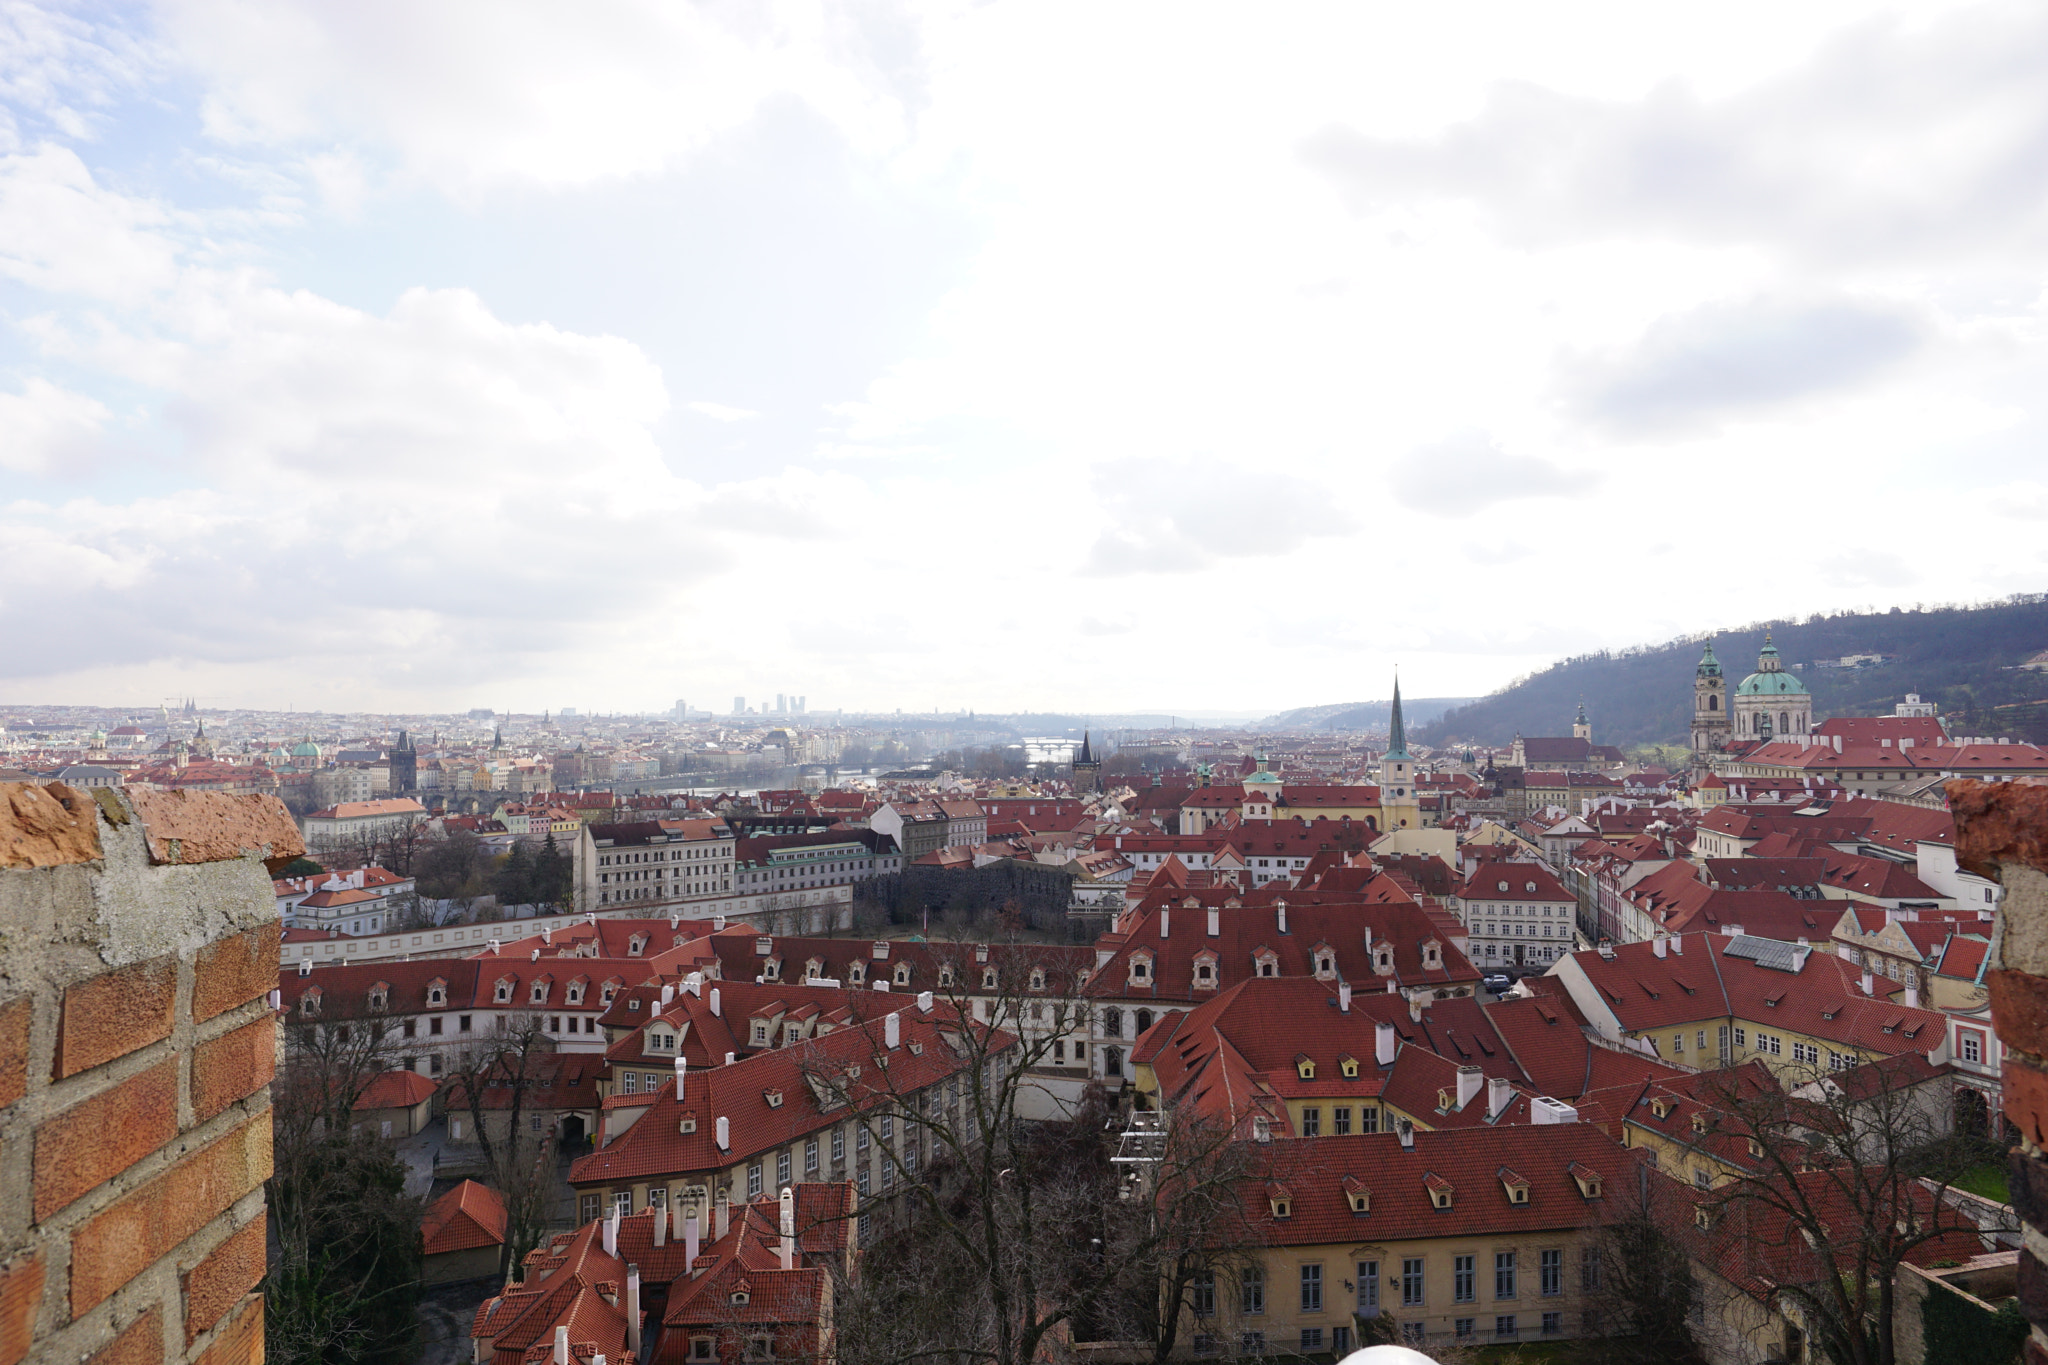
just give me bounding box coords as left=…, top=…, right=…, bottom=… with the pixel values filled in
left=1385, top=675, right=1410, bottom=761
left=1077, top=730, right=1093, bottom=764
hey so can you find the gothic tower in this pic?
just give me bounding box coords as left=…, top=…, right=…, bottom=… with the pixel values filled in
left=1378, top=677, right=1421, bottom=830
left=1072, top=730, right=1102, bottom=796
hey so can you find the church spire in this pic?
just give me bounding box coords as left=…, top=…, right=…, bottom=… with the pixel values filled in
left=1386, top=675, right=1410, bottom=761
left=1077, top=730, right=1093, bottom=764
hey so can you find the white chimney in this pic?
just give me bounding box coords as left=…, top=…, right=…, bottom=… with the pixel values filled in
left=779, top=1185, right=796, bottom=1270
left=685, top=972, right=703, bottom=997
left=710, top=987, right=721, bottom=1016
left=626, top=1265, right=642, bottom=1355
left=297, top=959, right=311, bottom=977
left=714, top=913, right=727, bottom=931
left=675, top=1058, right=687, bottom=1099
left=654, top=1201, right=667, bottom=1246
left=543, top=926, right=553, bottom=944
left=603, top=1205, right=619, bottom=1255
left=1397, top=1119, right=1414, bottom=1150
left=1159, top=908, right=1169, bottom=939
left=1339, top=981, right=1352, bottom=1013
left=1456, top=1065, right=1482, bottom=1110
left=1276, top=899, right=1288, bottom=934
left=650, top=1000, right=662, bottom=1018
left=489, top=937, right=500, bottom=955
left=917, top=990, right=933, bottom=1014
left=1862, top=970, right=1875, bottom=997
left=885, top=1012, right=901, bottom=1050
left=725, top=1051, right=735, bottom=1065
left=716, top=1115, right=730, bottom=1150
left=554, top=1325, right=571, bottom=1365
left=661, top=983, right=676, bottom=1004
left=1487, top=1074, right=1512, bottom=1120
left=714, top=1190, right=730, bottom=1239
left=1375, top=1020, right=1396, bottom=1066
left=685, top=1212, right=701, bottom=1266
left=1671, top=935, right=1683, bottom=955
left=1653, top=933, right=1667, bottom=959
left=1906, top=982, right=1921, bottom=1009
left=1207, top=907, right=1220, bottom=937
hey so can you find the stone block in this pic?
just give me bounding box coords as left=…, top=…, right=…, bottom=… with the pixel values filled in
left=126, top=789, right=303, bottom=873
left=0, top=782, right=101, bottom=869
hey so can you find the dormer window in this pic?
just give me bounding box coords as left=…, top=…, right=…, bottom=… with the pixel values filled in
left=893, top=964, right=911, bottom=986
left=1029, top=969, right=1045, bottom=991
left=566, top=980, right=585, bottom=1005
left=530, top=979, right=550, bottom=1005
left=1296, top=1055, right=1315, bottom=1080
left=1426, top=1175, right=1454, bottom=1209
left=647, top=1027, right=677, bottom=1055
left=1497, top=881, right=1509, bottom=893
left=367, top=983, right=389, bottom=1012
left=1373, top=949, right=1393, bottom=975
left=1691, top=1114, right=1708, bottom=1136
left=982, top=967, right=997, bottom=990
left=1423, top=942, right=1442, bottom=970
left=752, top=1022, right=769, bottom=1045
left=680, top=1113, right=697, bottom=1133
left=1650, top=1098, right=1672, bottom=1120
left=426, top=979, right=447, bottom=1007
left=938, top=966, right=955, bottom=987
left=1525, top=881, right=1537, bottom=893
left=1340, top=1056, right=1359, bottom=1079
left=1252, top=1115, right=1271, bottom=1143
left=1130, top=953, right=1153, bottom=984
left=1343, top=1177, right=1370, bottom=1214
left=629, top=935, right=648, bottom=956
left=1568, top=1162, right=1603, bottom=1199
left=1499, top=1168, right=1530, bottom=1205
left=1266, top=1181, right=1292, bottom=1218
left=765, top=958, right=782, bottom=981
left=1747, top=1137, right=1764, bottom=1159
left=601, top=980, right=620, bottom=1004
left=765, top=1089, right=784, bottom=1109
left=495, top=978, right=515, bottom=1004
left=1253, top=950, right=1278, bottom=978
left=848, top=962, right=866, bottom=984
left=299, top=988, right=322, bottom=1018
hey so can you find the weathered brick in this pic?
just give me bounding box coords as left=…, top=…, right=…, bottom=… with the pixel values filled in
left=71, top=1111, right=272, bottom=1314
left=183, top=1214, right=266, bottom=1344
left=0, top=781, right=102, bottom=869
left=2012, top=1059, right=2048, bottom=1147
left=88, top=1305, right=163, bottom=1365
left=1953, top=778, right=2048, bottom=878
left=126, top=788, right=302, bottom=872
left=190, top=1017, right=275, bottom=1124
left=192, top=923, right=282, bottom=1025
left=2022, top=1250, right=2048, bottom=1330
left=0, top=1253, right=43, bottom=1365
left=57, top=957, right=177, bottom=1079
left=0, top=996, right=27, bottom=1110
left=2012, top=1148, right=2048, bottom=1228
left=194, top=1295, right=262, bottom=1365
left=33, top=1058, right=179, bottom=1222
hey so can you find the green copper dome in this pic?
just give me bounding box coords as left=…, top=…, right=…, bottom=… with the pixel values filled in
left=1735, top=633, right=1807, bottom=696
left=1696, top=638, right=1722, bottom=678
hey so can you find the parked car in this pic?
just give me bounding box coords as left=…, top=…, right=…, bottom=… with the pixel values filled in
left=1482, top=973, right=1512, bottom=991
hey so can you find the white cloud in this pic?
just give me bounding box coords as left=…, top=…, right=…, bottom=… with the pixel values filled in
left=1391, top=433, right=1600, bottom=517
left=0, top=376, right=109, bottom=473
left=0, top=145, right=180, bottom=300
left=688, top=401, right=759, bottom=422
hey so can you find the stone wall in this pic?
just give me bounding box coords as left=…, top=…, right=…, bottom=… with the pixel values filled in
left=1954, top=780, right=2048, bottom=1365
left=0, top=783, right=301, bottom=1365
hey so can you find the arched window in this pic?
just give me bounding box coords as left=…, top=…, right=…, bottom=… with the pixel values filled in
left=1104, top=1007, right=1123, bottom=1036
left=1136, top=1009, right=1154, bottom=1034
left=1707, top=694, right=1719, bottom=712
left=1780, top=712, right=1789, bottom=733
left=1103, top=1045, right=1123, bottom=1077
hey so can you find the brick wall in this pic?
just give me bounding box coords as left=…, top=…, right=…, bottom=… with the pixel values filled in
left=0, top=782, right=302, bottom=1365
left=1952, top=779, right=2048, bottom=1365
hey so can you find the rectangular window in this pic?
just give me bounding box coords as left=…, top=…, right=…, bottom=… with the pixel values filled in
left=748, top=1163, right=763, bottom=1198
left=778, top=1150, right=792, bottom=1188
left=1193, top=1336, right=1218, bottom=1357
left=1543, top=1312, right=1563, bottom=1336
left=1333, top=1106, right=1352, bottom=1135
left=1360, top=1107, right=1379, bottom=1134
left=857, top=1166, right=870, bottom=1196
left=1673, top=1033, right=1684, bottom=1055
left=833, top=1127, right=846, bottom=1163
left=1301, top=1107, right=1321, bottom=1137
left=1495, top=1252, right=1516, bottom=1300
left=1299, top=1329, right=1323, bottom=1353
left=1401, top=1258, right=1424, bottom=1307
left=580, top=1193, right=601, bottom=1223
left=622, top=1072, right=638, bottom=1095
left=1332, top=1326, right=1351, bottom=1355
left=1192, top=1270, right=1216, bottom=1317
left=1401, top=1323, right=1424, bottom=1346
left=1239, top=1332, right=1265, bottom=1355
left=1717, top=1025, right=1729, bottom=1060
left=1300, top=1264, right=1322, bottom=1313
left=1540, top=1249, right=1562, bottom=1296
left=648, top=1186, right=667, bottom=1209
left=1455, top=1319, right=1475, bottom=1341
left=1357, top=1261, right=1379, bottom=1315
left=858, top=1126, right=870, bottom=1155
left=1454, top=1255, right=1475, bottom=1303
left=806, top=1138, right=819, bottom=1175
left=1241, top=1266, right=1264, bottom=1315
left=1581, top=1247, right=1602, bottom=1291
left=881, top=1114, right=893, bottom=1142
left=1961, top=1031, right=1984, bottom=1064
left=1496, top=1316, right=1517, bottom=1339
left=1733, top=1026, right=1746, bottom=1047
left=614, top=1190, right=631, bottom=1216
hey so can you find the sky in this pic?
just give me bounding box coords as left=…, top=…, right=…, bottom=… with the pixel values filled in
left=3, top=0, right=2047, bottom=718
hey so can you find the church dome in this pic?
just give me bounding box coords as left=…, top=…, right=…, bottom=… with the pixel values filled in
left=291, top=739, right=322, bottom=758
left=1735, top=634, right=1808, bottom=696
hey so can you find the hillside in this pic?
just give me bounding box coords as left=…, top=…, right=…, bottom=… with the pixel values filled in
left=1413, top=595, right=2048, bottom=750
left=1261, top=697, right=1475, bottom=731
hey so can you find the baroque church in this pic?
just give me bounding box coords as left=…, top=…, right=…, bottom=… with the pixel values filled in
left=1692, top=633, right=1812, bottom=759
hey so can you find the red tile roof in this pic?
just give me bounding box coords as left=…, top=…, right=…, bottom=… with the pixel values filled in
left=422, top=1179, right=508, bottom=1255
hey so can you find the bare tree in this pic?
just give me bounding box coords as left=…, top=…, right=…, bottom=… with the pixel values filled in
left=445, top=1011, right=559, bottom=1279
left=1579, top=1161, right=1710, bottom=1365
left=805, top=943, right=1262, bottom=1365
left=267, top=1014, right=423, bottom=1365
left=1694, top=1055, right=2000, bottom=1365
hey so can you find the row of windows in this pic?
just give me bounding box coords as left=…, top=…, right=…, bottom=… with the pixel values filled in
left=1296, top=1105, right=1377, bottom=1137
left=1193, top=1315, right=1564, bottom=1354
left=1198, top=1250, right=1583, bottom=1317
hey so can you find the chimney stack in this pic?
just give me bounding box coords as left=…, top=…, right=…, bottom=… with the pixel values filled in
left=779, top=1185, right=796, bottom=1270
left=1160, top=908, right=1169, bottom=939
left=626, top=1265, right=642, bottom=1356
left=1653, top=933, right=1667, bottom=959
left=1456, top=1065, right=1483, bottom=1110
left=710, top=987, right=721, bottom=1016
left=555, top=1325, right=571, bottom=1365
left=1339, top=981, right=1352, bottom=1013
left=1208, top=906, right=1220, bottom=937
left=1276, top=900, right=1288, bottom=935
left=918, top=990, right=933, bottom=1014
left=715, top=1189, right=730, bottom=1239
left=885, top=1011, right=901, bottom=1050
left=654, top=1200, right=667, bottom=1247
left=1906, top=982, right=1921, bottom=1009
left=1862, top=970, right=1875, bottom=997
left=1670, top=934, right=1683, bottom=955
left=685, top=1212, right=701, bottom=1267
left=1408, top=994, right=1423, bottom=1023
left=685, top=971, right=703, bottom=996
left=675, top=1057, right=687, bottom=1100
left=716, top=1115, right=730, bottom=1150
left=604, top=1205, right=620, bottom=1255
left=1487, top=1074, right=1512, bottom=1120
left=1376, top=1019, right=1397, bottom=1066
left=1397, top=1119, right=1414, bottom=1151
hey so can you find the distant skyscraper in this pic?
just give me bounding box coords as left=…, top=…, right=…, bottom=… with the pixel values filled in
left=733, top=696, right=746, bottom=715
left=776, top=693, right=787, bottom=714
left=796, top=696, right=806, bottom=714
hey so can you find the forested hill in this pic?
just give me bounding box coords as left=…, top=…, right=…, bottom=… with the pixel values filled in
left=1415, top=595, right=2048, bottom=750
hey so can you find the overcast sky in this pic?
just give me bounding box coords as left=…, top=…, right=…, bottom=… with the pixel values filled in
left=4, top=1, right=2045, bottom=717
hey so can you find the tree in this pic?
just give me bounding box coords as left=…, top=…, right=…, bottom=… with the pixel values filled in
left=415, top=828, right=488, bottom=901
left=1694, top=1055, right=2004, bottom=1365
left=493, top=840, right=536, bottom=909
left=806, top=943, right=1262, bottom=1365
left=1580, top=1163, right=1709, bottom=1365
left=533, top=830, right=574, bottom=909
left=445, top=1012, right=559, bottom=1280
left=267, top=1014, right=423, bottom=1365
